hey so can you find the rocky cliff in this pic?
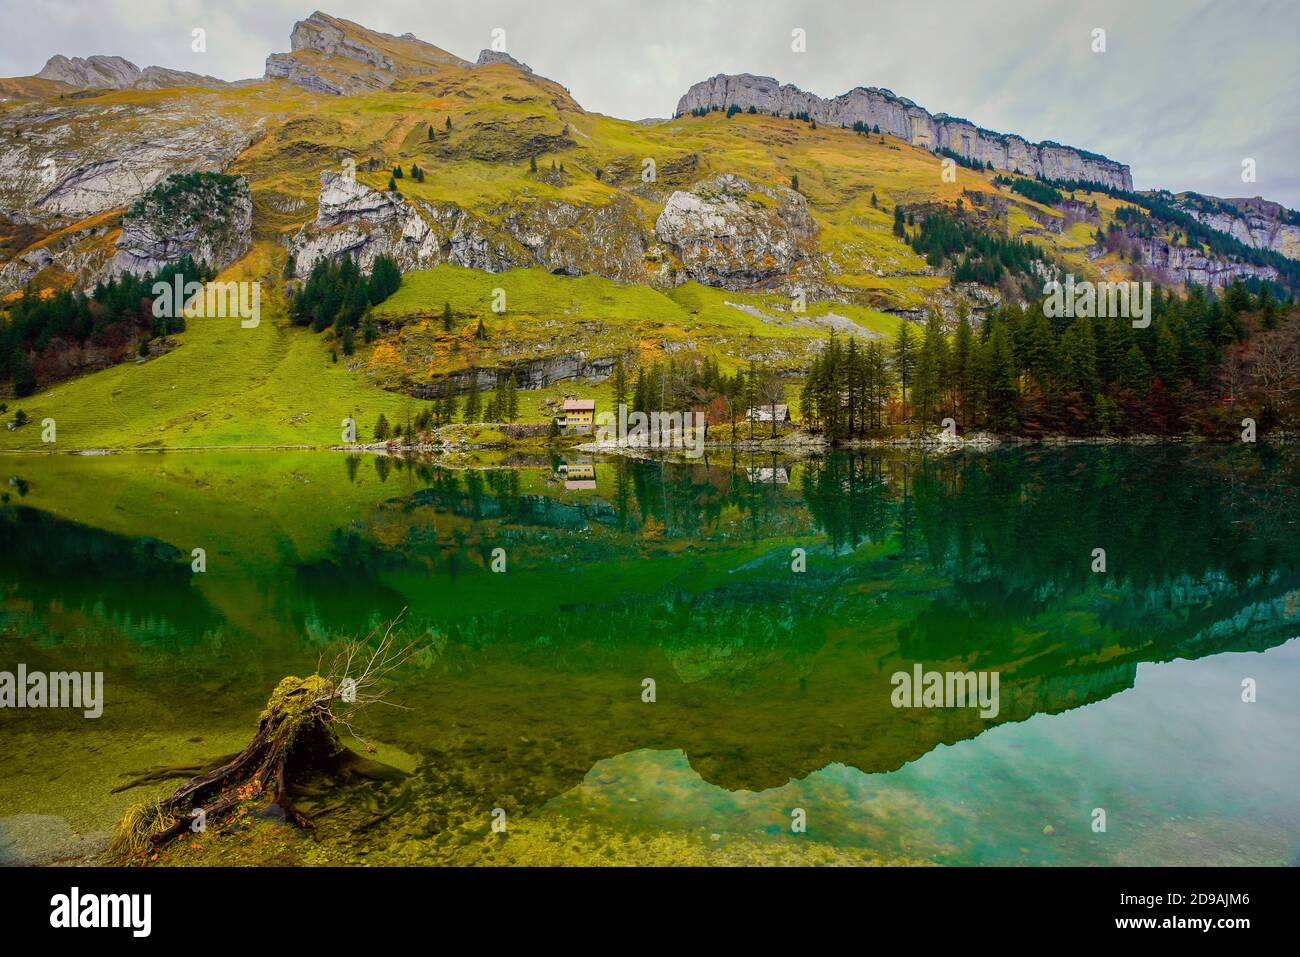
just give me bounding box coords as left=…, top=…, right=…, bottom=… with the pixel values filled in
left=0, top=100, right=261, bottom=219
left=676, top=74, right=1133, bottom=191
left=35, top=55, right=228, bottom=91
left=291, top=170, right=662, bottom=285
left=475, top=50, right=532, bottom=73
left=264, top=10, right=468, bottom=94
left=110, top=172, right=253, bottom=277
left=1129, top=237, right=1278, bottom=288
left=654, top=172, right=817, bottom=289
left=1175, top=194, right=1300, bottom=261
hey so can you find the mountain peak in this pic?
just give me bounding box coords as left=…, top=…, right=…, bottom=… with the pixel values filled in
left=475, top=49, right=532, bottom=74
left=265, top=10, right=469, bottom=94
left=33, top=54, right=227, bottom=92
left=676, top=73, right=1133, bottom=191
left=36, top=54, right=141, bottom=89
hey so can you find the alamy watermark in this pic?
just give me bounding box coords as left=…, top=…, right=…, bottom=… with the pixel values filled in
left=595, top=403, right=707, bottom=458
left=0, top=664, right=103, bottom=718
left=153, top=274, right=261, bottom=328
left=49, top=887, right=150, bottom=937
left=891, top=663, right=1000, bottom=719
left=1043, top=274, right=1151, bottom=328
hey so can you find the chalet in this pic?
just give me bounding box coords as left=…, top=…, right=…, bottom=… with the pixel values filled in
left=557, top=461, right=597, bottom=490
left=746, top=403, right=791, bottom=423
left=556, top=398, right=596, bottom=431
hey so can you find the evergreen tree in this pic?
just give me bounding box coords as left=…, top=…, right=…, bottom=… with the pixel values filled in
left=983, top=323, right=1020, bottom=432
left=952, top=312, right=975, bottom=421
left=368, top=255, right=402, bottom=304
left=611, top=357, right=629, bottom=408
left=892, top=322, right=918, bottom=420
left=632, top=367, right=647, bottom=413
left=463, top=373, right=482, bottom=421
left=374, top=413, right=390, bottom=442
left=11, top=345, right=35, bottom=397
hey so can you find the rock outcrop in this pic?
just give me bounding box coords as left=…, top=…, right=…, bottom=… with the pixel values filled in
left=676, top=74, right=1133, bottom=191
left=110, top=172, right=253, bottom=277
left=1131, top=237, right=1278, bottom=288
left=654, top=173, right=817, bottom=288
left=34, top=55, right=227, bottom=91
left=264, top=11, right=468, bottom=95
left=290, top=171, right=530, bottom=275
left=414, top=353, right=618, bottom=398
left=292, top=171, right=664, bottom=285
left=1176, top=195, right=1300, bottom=262
left=0, top=220, right=115, bottom=295
left=500, top=197, right=650, bottom=282
left=475, top=50, right=532, bottom=73
left=36, top=55, right=141, bottom=88
left=0, top=101, right=261, bottom=219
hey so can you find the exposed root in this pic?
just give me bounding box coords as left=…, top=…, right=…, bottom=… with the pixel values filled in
left=107, top=616, right=418, bottom=863
left=111, top=755, right=238, bottom=793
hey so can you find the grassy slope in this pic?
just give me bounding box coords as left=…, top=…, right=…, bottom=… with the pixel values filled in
left=1, top=249, right=425, bottom=451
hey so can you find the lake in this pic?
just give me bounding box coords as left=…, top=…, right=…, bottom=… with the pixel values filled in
left=1, top=445, right=1297, bottom=866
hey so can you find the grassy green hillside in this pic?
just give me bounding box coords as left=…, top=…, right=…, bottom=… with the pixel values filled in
left=1, top=259, right=423, bottom=451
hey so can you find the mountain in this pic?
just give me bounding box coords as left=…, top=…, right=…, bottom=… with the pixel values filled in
left=1174, top=193, right=1300, bottom=260
left=263, top=10, right=469, bottom=94
left=34, top=54, right=229, bottom=91
left=36, top=54, right=140, bottom=88
left=676, top=73, right=1132, bottom=191
left=1, top=9, right=1297, bottom=442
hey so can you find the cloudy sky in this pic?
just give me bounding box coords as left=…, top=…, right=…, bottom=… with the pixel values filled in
left=4, top=0, right=1298, bottom=206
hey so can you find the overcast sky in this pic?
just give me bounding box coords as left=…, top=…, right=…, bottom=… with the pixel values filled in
left=3, top=0, right=1297, bottom=207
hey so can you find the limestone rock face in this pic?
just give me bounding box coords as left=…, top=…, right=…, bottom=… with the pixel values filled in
left=1176, top=196, right=1300, bottom=261
left=289, top=14, right=397, bottom=68
left=264, top=11, right=469, bottom=95
left=676, top=74, right=1133, bottom=191
left=475, top=50, right=533, bottom=73
left=1134, top=237, right=1278, bottom=288
left=654, top=173, right=817, bottom=288
left=500, top=198, right=648, bottom=282
left=289, top=171, right=531, bottom=275
left=293, top=172, right=660, bottom=284
left=0, top=221, right=115, bottom=295
left=0, top=101, right=261, bottom=219
left=110, top=173, right=253, bottom=277
left=33, top=55, right=227, bottom=91
left=36, top=55, right=141, bottom=89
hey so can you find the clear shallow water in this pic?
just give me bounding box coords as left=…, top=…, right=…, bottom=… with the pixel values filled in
left=0, top=445, right=1297, bottom=865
